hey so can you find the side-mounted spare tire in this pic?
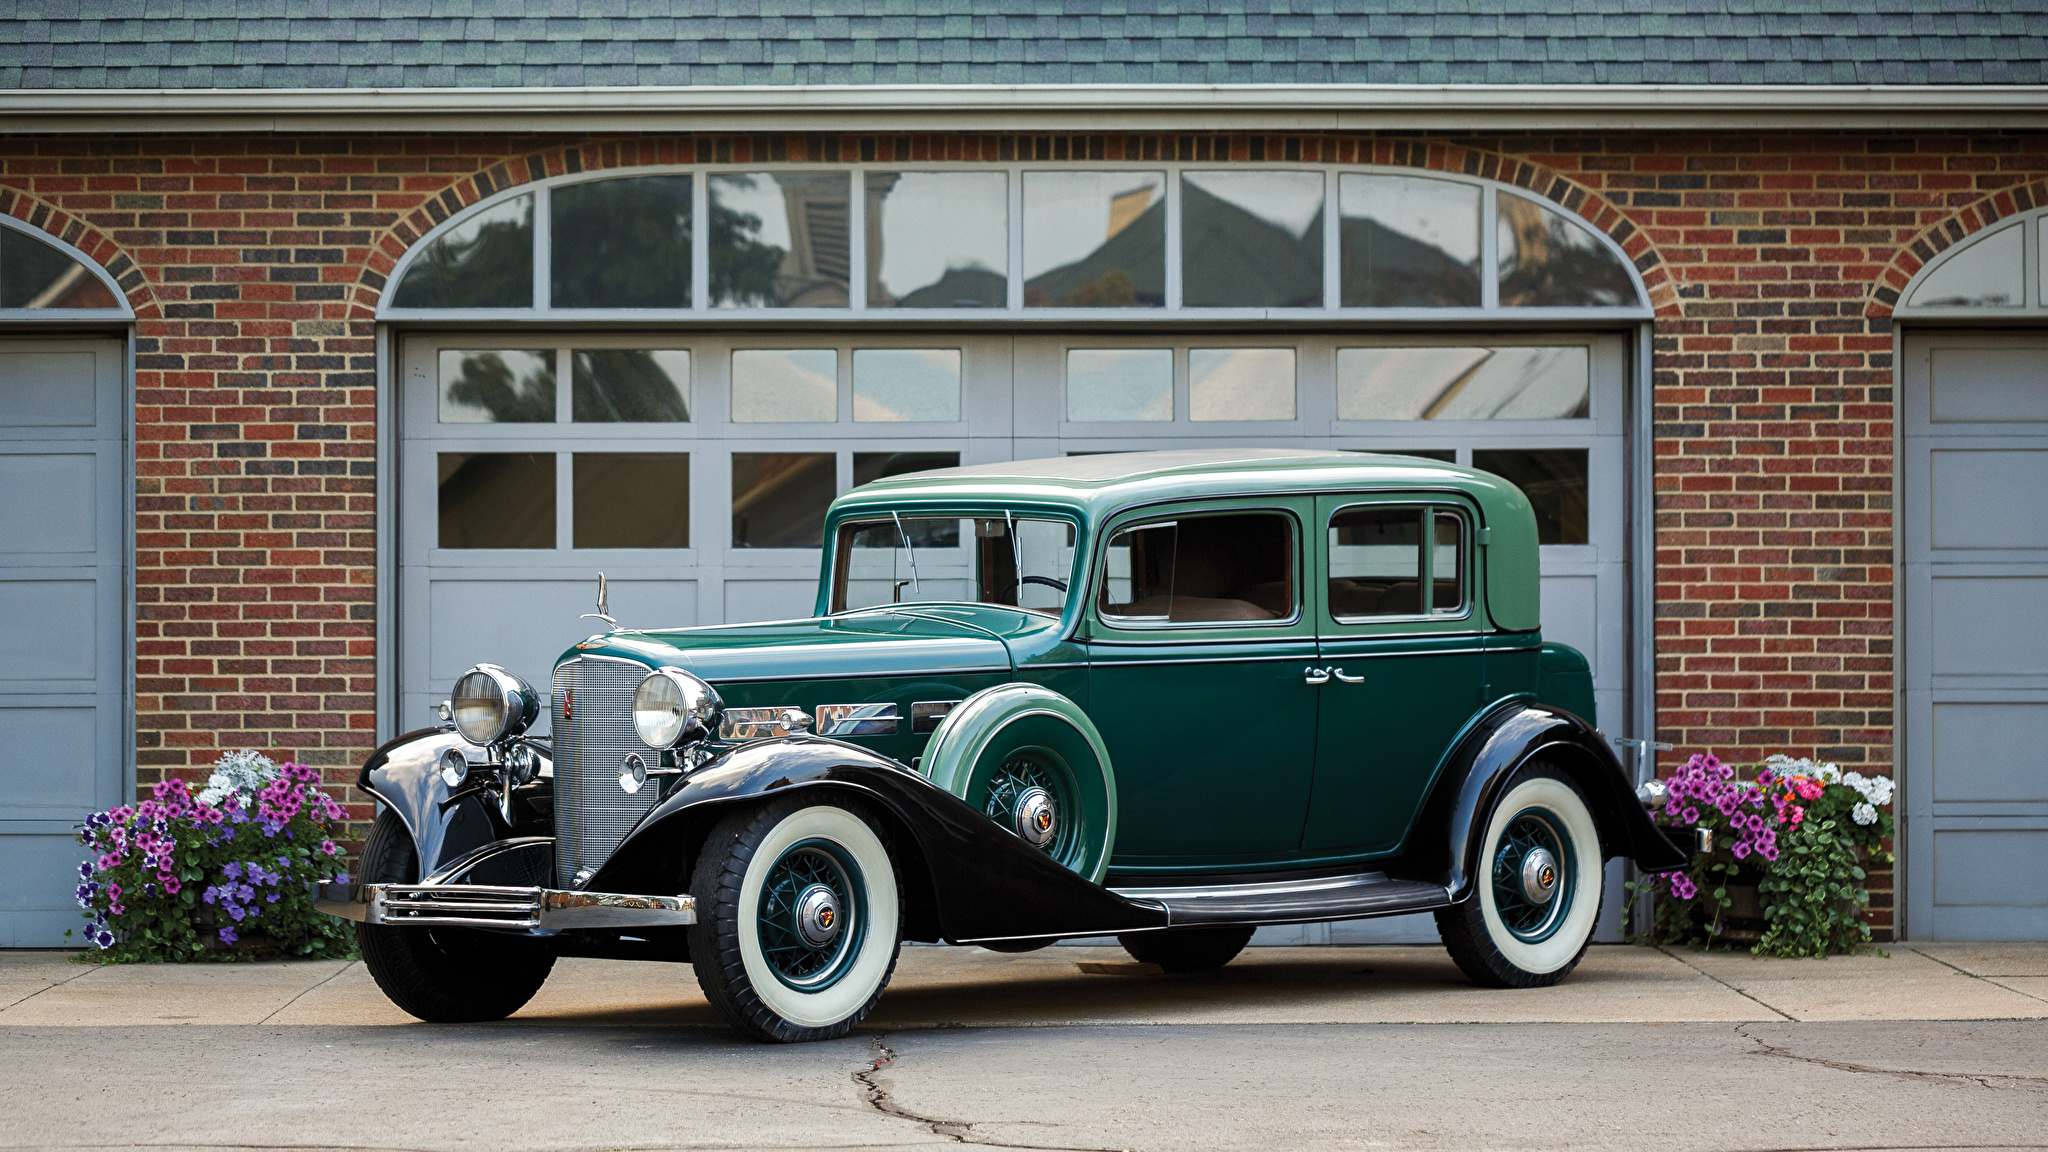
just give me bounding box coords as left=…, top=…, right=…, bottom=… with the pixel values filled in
left=920, top=682, right=1118, bottom=885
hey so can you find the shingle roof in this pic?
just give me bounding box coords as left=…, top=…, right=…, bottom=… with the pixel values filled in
left=3, top=1, right=2045, bottom=90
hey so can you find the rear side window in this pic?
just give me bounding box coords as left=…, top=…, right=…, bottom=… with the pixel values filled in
left=1328, top=505, right=1467, bottom=621
left=1099, top=512, right=1295, bottom=625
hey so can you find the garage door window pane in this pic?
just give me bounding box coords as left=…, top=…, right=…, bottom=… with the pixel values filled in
left=392, top=194, right=534, bottom=309
left=1189, top=348, right=1295, bottom=421
left=1336, top=346, right=1589, bottom=420
left=1328, top=508, right=1423, bottom=619
left=866, top=172, right=1007, bottom=308
left=1497, top=193, right=1637, bottom=308
left=572, top=350, right=689, bottom=422
left=575, top=453, right=689, bottom=548
left=551, top=175, right=691, bottom=309
left=853, top=348, right=960, bottom=422
left=1023, top=171, right=1165, bottom=308
left=439, top=453, right=555, bottom=548
left=1339, top=174, right=1480, bottom=307
left=1181, top=171, right=1324, bottom=308
left=0, top=228, right=119, bottom=309
left=709, top=172, right=850, bottom=308
left=732, top=452, right=835, bottom=548
left=732, top=349, right=837, bottom=423
left=1067, top=348, right=1171, bottom=422
left=853, top=452, right=962, bottom=545
left=1473, top=449, right=1589, bottom=544
left=438, top=349, right=556, bottom=423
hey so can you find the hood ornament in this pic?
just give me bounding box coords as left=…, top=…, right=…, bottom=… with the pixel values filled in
left=581, top=571, right=622, bottom=632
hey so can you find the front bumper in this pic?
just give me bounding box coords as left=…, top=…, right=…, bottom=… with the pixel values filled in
left=317, top=884, right=695, bottom=932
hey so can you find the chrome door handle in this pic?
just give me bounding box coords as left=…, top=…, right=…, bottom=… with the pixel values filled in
left=1329, top=667, right=1363, bottom=684
left=1304, top=666, right=1331, bottom=685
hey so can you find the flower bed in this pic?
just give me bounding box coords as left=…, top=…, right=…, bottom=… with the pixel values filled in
left=73, top=750, right=356, bottom=962
left=1630, top=753, right=1895, bottom=958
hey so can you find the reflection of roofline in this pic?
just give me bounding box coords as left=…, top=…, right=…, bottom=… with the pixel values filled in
left=5, top=83, right=2048, bottom=133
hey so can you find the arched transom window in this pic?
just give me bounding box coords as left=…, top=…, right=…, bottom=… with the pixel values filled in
left=1898, top=206, right=2048, bottom=318
left=0, top=218, right=131, bottom=319
left=380, top=164, right=1649, bottom=321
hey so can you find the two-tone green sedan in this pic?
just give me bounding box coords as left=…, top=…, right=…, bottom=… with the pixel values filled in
left=322, top=449, right=1688, bottom=1041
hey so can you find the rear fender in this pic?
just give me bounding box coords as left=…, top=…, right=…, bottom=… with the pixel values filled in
left=1391, top=702, right=1688, bottom=899
left=356, top=727, right=505, bottom=882
left=593, top=736, right=1167, bottom=945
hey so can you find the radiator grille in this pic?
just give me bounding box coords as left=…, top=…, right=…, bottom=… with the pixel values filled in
left=553, top=655, right=659, bottom=887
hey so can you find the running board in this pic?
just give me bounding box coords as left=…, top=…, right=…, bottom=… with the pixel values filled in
left=1110, top=872, right=1452, bottom=927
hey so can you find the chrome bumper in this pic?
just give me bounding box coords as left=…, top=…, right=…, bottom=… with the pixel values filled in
left=317, top=883, right=695, bottom=932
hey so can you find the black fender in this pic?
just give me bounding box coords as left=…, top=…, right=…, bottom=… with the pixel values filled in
left=1391, top=701, right=1688, bottom=901
left=591, top=736, right=1169, bottom=946
left=355, top=727, right=506, bottom=882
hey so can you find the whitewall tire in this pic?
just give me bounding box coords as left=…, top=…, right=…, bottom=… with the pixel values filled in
left=1435, top=765, right=1604, bottom=988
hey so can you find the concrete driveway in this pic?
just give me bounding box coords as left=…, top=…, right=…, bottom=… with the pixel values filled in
left=3, top=942, right=2045, bottom=1151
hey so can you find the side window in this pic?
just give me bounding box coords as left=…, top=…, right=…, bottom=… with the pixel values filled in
left=1099, top=512, right=1295, bottom=625
left=1328, top=505, right=1467, bottom=621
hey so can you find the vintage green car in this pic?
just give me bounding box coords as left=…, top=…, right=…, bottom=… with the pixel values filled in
left=322, top=449, right=1686, bottom=1041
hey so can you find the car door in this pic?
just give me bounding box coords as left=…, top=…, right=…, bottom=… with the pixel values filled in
left=1084, top=499, right=1321, bottom=864
left=1304, top=494, right=1488, bottom=854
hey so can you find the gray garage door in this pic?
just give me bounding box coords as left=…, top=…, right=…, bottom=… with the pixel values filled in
left=1903, top=332, right=2048, bottom=938
left=0, top=340, right=126, bottom=946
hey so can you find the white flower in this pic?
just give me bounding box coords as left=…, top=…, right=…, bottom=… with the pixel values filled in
left=1814, top=762, right=1842, bottom=784
left=1852, top=802, right=1878, bottom=826
left=195, top=748, right=278, bottom=806
left=1865, top=774, right=1895, bottom=807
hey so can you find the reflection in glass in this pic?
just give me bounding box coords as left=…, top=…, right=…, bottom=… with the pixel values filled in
left=1189, top=348, right=1295, bottom=421
left=1910, top=222, right=2023, bottom=308
left=1023, top=172, right=1165, bottom=307
left=392, top=194, right=534, bottom=308
left=709, top=172, right=850, bottom=308
left=438, top=453, right=555, bottom=548
left=438, top=349, right=556, bottom=423
left=1181, top=171, right=1324, bottom=308
left=573, top=349, right=689, bottom=422
left=834, top=514, right=1073, bottom=614
left=731, top=348, right=837, bottom=423
left=551, top=176, right=691, bottom=308
left=1345, top=448, right=1456, bottom=462
left=1328, top=507, right=1421, bottom=619
left=732, top=452, right=836, bottom=548
left=866, top=173, right=1007, bottom=308
left=1473, top=448, right=1590, bottom=544
left=1099, top=513, right=1293, bottom=623
left=1066, top=348, right=1171, bottom=422
left=1336, top=346, right=1589, bottom=420
left=1339, top=174, right=1480, bottom=307
left=575, top=453, right=689, bottom=548
left=853, top=348, right=960, bottom=422
left=852, top=453, right=964, bottom=545
left=1497, top=193, right=1637, bottom=307
left=0, top=228, right=118, bottom=309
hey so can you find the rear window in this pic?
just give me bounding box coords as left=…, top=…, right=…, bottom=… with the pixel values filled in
left=1098, top=511, right=1296, bottom=625
left=1327, top=505, right=1467, bottom=621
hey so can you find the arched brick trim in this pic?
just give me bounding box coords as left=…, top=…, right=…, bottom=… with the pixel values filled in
left=1870, top=177, right=2048, bottom=316
left=0, top=186, right=154, bottom=316
left=354, top=133, right=1670, bottom=315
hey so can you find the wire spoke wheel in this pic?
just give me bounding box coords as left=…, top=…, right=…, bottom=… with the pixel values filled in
left=983, top=750, right=1078, bottom=867
left=1488, top=807, right=1574, bottom=944
left=755, top=839, right=865, bottom=991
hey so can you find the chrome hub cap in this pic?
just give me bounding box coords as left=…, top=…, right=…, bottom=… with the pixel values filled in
left=793, top=883, right=842, bottom=947
left=1013, top=787, right=1058, bottom=848
left=1520, top=847, right=1560, bottom=905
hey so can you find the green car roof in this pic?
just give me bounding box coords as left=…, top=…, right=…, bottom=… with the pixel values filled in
left=828, top=448, right=1542, bottom=631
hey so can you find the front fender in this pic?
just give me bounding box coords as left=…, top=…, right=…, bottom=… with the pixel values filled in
left=593, top=736, right=1166, bottom=945
left=356, top=727, right=504, bottom=882
left=1393, top=702, right=1688, bottom=900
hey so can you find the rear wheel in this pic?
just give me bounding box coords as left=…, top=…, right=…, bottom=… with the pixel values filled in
left=356, top=810, right=556, bottom=1022
left=689, top=797, right=902, bottom=1043
left=1435, top=765, right=1604, bottom=988
left=1118, top=925, right=1255, bottom=972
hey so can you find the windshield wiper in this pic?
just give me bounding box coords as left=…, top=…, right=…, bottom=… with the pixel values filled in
left=890, top=511, right=920, bottom=601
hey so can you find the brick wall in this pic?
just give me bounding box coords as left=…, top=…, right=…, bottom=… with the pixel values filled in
left=6, top=128, right=2040, bottom=935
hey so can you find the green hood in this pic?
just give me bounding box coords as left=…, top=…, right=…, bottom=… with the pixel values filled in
left=559, top=605, right=1054, bottom=683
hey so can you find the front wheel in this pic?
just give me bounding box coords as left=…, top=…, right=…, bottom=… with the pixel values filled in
left=1435, top=765, right=1604, bottom=988
left=689, top=797, right=902, bottom=1043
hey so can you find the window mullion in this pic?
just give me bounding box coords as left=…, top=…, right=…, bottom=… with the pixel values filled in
left=532, top=184, right=551, bottom=310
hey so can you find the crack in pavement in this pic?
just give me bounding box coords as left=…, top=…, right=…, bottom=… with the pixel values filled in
left=1735, top=1024, right=2048, bottom=1088
left=1656, top=946, right=1798, bottom=1021
left=256, top=960, right=359, bottom=1024
left=851, top=1033, right=1130, bottom=1152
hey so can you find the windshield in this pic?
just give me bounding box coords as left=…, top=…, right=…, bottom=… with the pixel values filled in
left=830, top=514, right=1078, bottom=615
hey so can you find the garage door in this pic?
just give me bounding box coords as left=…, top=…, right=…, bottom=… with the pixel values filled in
left=1903, top=332, right=2048, bottom=938
left=398, top=331, right=1627, bottom=745
left=0, top=340, right=126, bottom=946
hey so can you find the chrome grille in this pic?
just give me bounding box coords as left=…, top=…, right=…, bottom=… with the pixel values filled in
left=553, top=655, right=659, bottom=886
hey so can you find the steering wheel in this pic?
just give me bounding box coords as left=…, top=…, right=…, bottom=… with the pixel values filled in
left=989, top=575, right=1068, bottom=599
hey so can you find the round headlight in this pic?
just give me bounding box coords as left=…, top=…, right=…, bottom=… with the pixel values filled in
left=633, top=668, right=723, bottom=749
left=450, top=663, right=538, bottom=747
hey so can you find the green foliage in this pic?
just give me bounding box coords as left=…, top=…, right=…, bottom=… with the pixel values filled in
left=1756, top=819, right=1872, bottom=958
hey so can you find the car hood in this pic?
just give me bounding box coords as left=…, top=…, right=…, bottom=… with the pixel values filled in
left=559, top=605, right=1058, bottom=683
